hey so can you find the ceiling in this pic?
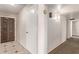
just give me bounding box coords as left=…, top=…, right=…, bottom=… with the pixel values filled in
left=61, top=4, right=79, bottom=14
left=46, top=4, right=79, bottom=19
left=47, top=4, right=79, bottom=14
left=0, top=4, right=25, bottom=14
left=1, top=4, right=79, bottom=15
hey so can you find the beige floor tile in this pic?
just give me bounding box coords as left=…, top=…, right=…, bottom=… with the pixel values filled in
left=0, top=41, right=30, bottom=54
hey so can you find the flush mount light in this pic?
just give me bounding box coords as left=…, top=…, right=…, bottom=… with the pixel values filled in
left=57, top=5, right=61, bottom=11
left=43, top=9, right=47, bottom=15
left=56, top=4, right=62, bottom=14
left=52, top=13, right=60, bottom=22
left=30, top=9, right=35, bottom=13
left=9, top=4, right=15, bottom=6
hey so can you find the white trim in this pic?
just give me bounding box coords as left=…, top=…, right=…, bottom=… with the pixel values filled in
left=1, top=17, right=16, bottom=42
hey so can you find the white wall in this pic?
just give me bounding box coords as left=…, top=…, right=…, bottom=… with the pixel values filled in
left=38, top=5, right=48, bottom=54
left=72, top=20, right=79, bottom=36
left=67, top=20, right=72, bottom=38
left=16, top=5, right=38, bottom=54
left=66, top=13, right=79, bottom=38
left=61, top=16, right=67, bottom=42
left=0, top=12, right=17, bottom=18
left=48, top=9, right=67, bottom=52
left=72, top=21, right=77, bottom=36
left=67, top=20, right=79, bottom=38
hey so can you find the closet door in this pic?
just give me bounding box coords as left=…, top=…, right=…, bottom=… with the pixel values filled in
left=1, top=17, right=8, bottom=43
left=8, top=18, right=15, bottom=42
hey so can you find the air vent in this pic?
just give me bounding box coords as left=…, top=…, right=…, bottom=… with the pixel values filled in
left=69, top=18, right=75, bottom=20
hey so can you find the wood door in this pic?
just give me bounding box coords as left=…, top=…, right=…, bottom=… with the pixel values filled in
left=8, top=18, right=15, bottom=42
left=1, top=17, right=8, bottom=43
left=1, top=17, right=15, bottom=43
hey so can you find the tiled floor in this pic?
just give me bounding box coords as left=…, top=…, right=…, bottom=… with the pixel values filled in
left=0, top=41, right=30, bottom=54
left=49, top=38, right=79, bottom=54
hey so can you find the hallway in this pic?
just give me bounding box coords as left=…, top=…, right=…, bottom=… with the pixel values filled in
left=49, top=38, right=79, bottom=54
left=0, top=4, right=38, bottom=54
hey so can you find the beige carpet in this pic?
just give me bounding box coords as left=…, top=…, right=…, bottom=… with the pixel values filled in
left=0, top=41, right=30, bottom=54
left=49, top=38, right=79, bottom=54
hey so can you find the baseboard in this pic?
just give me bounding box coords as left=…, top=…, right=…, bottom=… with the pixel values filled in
left=48, top=40, right=66, bottom=54
left=72, top=35, right=79, bottom=37
left=72, top=35, right=79, bottom=38
left=67, top=37, right=73, bottom=40
left=67, top=36, right=79, bottom=39
left=17, top=41, right=31, bottom=54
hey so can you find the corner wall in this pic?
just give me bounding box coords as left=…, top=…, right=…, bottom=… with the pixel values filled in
left=67, top=20, right=72, bottom=38
left=38, top=4, right=48, bottom=54
left=16, top=5, right=38, bottom=54
left=48, top=8, right=67, bottom=52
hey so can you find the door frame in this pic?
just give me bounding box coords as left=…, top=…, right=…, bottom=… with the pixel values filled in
left=1, top=16, right=16, bottom=42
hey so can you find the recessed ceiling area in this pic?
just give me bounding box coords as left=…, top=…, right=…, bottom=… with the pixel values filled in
left=0, top=4, right=26, bottom=14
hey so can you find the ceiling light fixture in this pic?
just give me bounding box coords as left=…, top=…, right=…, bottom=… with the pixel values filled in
left=31, top=9, right=35, bottom=13
left=57, top=5, right=61, bottom=11
left=10, top=4, right=15, bottom=6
